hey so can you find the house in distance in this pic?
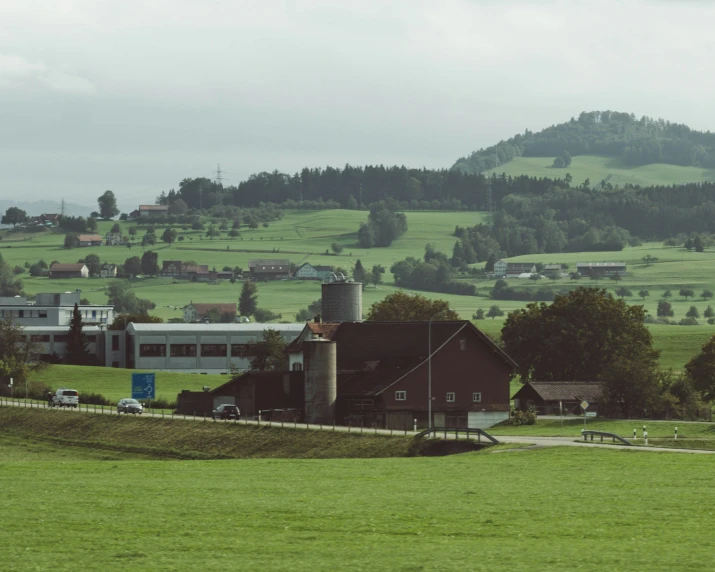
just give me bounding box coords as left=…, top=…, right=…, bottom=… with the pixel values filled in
left=493, top=259, right=538, bottom=278
left=183, top=302, right=237, bottom=323
left=294, top=262, right=333, bottom=281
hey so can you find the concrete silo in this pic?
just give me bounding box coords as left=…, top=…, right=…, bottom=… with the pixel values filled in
left=321, top=279, right=362, bottom=322
left=303, top=339, right=337, bottom=424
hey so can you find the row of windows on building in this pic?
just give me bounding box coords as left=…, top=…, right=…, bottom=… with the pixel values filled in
left=1, top=309, right=108, bottom=320
left=394, top=391, right=482, bottom=403
left=29, top=335, right=97, bottom=343
left=139, top=343, right=252, bottom=358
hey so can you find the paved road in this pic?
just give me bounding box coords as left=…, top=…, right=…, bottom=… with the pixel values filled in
left=3, top=399, right=715, bottom=453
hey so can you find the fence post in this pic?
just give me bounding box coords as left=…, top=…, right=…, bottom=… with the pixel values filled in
left=674, top=427, right=678, bottom=440
left=645, top=431, right=648, bottom=446
left=633, top=429, right=637, bottom=440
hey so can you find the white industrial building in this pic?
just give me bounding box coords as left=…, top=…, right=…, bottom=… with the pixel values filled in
left=0, top=293, right=114, bottom=327
left=104, top=323, right=305, bottom=373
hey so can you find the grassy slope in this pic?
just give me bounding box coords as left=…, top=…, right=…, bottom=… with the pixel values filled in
left=29, top=364, right=211, bottom=403
left=3, top=442, right=715, bottom=571
left=484, top=154, right=715, bottom=187
left=3, top=214, right=715, bottom=370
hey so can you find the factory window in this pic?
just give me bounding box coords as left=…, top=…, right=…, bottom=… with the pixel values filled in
left=446, top=392, right=455, bottom=402
left=231, top=344, right=250, bottom=357
left=139, top=344, right=166, bottom=357
left=460, top=339, right=466, bottom=351
left=473, top=392, right=482, bottom=403
left=395, top=391, right=406, bottom=401
left=39, top=310, right=47, bottom=318
left=292, top=362, right=303, bottom=371
left=30, top=335, right=50, bottom=342
left=112, top=336, right=120, bottom=351
left=201, top=344, right=227, bottom=357
left=171, top=344, right=197, bottom=357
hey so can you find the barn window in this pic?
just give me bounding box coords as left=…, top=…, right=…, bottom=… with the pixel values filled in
left=473, top=392, right=482, bottom=403
left=446, top=392, right=455, bottom=402
left=460, top=339, right=466, bottom=351
left=395, top=391, right=406, bottom=401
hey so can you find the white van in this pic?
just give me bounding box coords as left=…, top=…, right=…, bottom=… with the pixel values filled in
left=52, top=388, right=79, bottom=408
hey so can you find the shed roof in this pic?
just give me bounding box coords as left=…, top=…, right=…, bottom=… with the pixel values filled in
left=78, top=234, right=103, bottom=242
left=49, top=263, right=87, bottom=271
left=139, top=205, right=168, bottom=211
left=512, top=381, right=604, bottom=402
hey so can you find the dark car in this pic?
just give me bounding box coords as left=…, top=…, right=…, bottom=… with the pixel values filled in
left=117, top=398, right=144, bottom=415
left=212, top=404, right=240, bottom=420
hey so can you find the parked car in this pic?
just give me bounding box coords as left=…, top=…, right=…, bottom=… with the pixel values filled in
left=212, top=404, right=240, bottom=420
left=52, top=388, right=79, bottom=408
left=117, top=398, right=144, bottom=415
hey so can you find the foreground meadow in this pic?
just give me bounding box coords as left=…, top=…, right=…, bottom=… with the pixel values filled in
left=2, top=442, right=714, bottom=571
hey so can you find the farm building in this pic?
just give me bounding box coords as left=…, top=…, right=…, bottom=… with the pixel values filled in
left=48, top=263, right=89, bottom=279
left=179, top=320, right=516, bottom=429
left=183, top=302, right=237, bottom=323
left=77, top=234, right=103, bottom=247
left=249, top=259, right=291, bottom=281
left=137, top=205, right=168, bottom=218
left=294, top=263, right=334, bottom=281
left=542, top=264, right=564, bottom=278
left=576, top=262, right=627, bottom=277
left=161, top=260, right=210, bottom=280
left=105, top=232, right=123, bottom=246
left=493, top=259, right=538, bottom=278
left=100, top=264, right=118, bottom=278
left=512, top=381, right=604, bottom=415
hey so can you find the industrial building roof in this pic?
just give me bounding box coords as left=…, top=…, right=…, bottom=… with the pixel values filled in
left=127, top=323, right=306, bottom=333
left=21, top=325, right=103, bottom=332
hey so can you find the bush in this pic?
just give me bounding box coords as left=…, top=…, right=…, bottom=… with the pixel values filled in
left=509, top=407, right=538, bottom=426
left=678, top=316, right=699, bottom=326
left=82, top=392, right=112, bottom=406
left=147, top=397, right=176, bottom=410
left=253, top=308, right=282, bottom=322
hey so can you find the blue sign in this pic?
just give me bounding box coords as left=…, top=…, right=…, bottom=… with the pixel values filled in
left=132, top=373, right=155, bottom=400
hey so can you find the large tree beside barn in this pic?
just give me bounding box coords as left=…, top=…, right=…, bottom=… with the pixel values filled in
left=366, top=292, right=459, bottom=321
left=502, top=287, right=661, bottom=417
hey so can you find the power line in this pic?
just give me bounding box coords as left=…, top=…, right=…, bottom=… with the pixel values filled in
left=213, top=163, right=224, bottom=206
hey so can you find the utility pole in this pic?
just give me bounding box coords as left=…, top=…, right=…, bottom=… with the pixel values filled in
left=213, top=164, right=224, bottom=207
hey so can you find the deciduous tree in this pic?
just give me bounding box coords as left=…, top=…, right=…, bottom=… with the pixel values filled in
left=97, top=190, right=119, bottom=219
left=366, top=292, right=458, bottom=321
left=243, top=329, right=288, bottom=371
left=1, top=207, right=27, bottom=227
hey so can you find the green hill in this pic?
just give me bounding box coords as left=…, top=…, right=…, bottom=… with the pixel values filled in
left=483, top=155, right=715, bottom=188
left=453, top=110, right=715, bottom=186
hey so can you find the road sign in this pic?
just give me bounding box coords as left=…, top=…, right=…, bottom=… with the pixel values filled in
left=580, top=400, right=589, bottom=410
left=585, top=412, right=597, bottom=417
left=132, top=373, right=155, bottom=400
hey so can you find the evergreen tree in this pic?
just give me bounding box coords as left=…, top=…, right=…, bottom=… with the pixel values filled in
left=66, top=304, right=91, bottom=365
left=239, top=281, right=258, bottom=317
left=353, top=259, right=367, bottom=285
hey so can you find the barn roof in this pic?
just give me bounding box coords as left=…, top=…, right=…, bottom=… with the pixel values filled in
left=78, top=234, right=102, bottom=241
left=512, top=381, right=604, bottom=402
left=49, top=263, right=87, bottom=271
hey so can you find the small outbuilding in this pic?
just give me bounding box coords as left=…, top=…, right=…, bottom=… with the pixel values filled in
left=512, top=381, right=604, bottom=415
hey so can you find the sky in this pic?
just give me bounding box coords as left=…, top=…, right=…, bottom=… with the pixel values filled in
left=1, top=0, right=715, bottom=212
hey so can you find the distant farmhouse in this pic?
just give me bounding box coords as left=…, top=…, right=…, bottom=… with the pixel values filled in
left=26, top=213, right=60, bottom=228
left=249, top=259, right=291, bottom=281
left=78, top=234, right=103, bottom=247
left=576, top=262, right=627, bottom=277
left=493, top=259, right=538, bottom=278
left=105, top=232, right=123, bottom=246
left=131, top=205, right=168, bottom=219
left=100, top=264, right=118, bottom=278
left=512, top=381, right=604, bottom=415
left=49, top=263, right=88, bottom=279
left=162, top=260, right=210, bottom=281
left=542, top=264, right=564, bottom=278
left=294, top=262, right=333, bottom=281
left=184, top=302, right=237, bottom=323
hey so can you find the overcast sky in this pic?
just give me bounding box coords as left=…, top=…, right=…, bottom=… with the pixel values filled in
left=1, top=0, right=714, bottom=211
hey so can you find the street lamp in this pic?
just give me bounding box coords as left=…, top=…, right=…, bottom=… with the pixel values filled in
left=428, top=308, right=451, bottom=429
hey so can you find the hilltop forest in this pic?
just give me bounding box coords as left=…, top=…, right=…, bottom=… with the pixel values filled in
left=453, top=110, right=715, bottom=174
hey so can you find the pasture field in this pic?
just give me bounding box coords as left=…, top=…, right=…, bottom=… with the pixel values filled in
left=483, top=154, right=715, bottom=187
left=2, top=440, right=715, bottom=571
left=2, top=212, right=715, bottom=370
left=28, top=365, right=211, bottom=403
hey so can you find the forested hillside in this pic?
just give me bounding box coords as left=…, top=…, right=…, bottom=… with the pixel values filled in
left=453, top=111, right=715, bottom=174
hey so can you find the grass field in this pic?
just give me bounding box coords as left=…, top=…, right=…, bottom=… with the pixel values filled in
left=29, top=365, right=212, bottom=403
left=484, top=154, right=715, bottom=187
left=3, top=434, right=715, bottom=570
left=3, top=211, right=715, bottom=370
